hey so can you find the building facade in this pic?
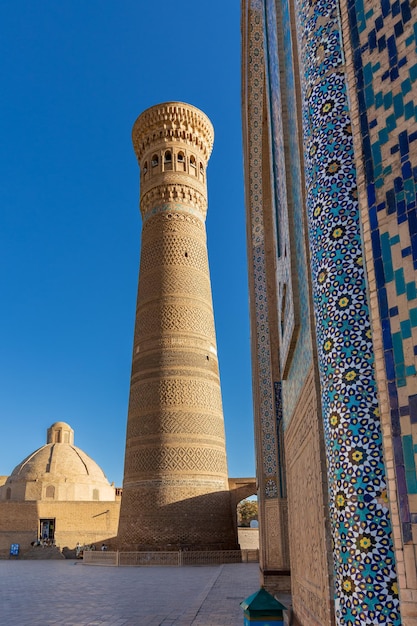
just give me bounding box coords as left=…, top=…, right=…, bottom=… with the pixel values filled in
left=117, top=102, right=238, bottom=552
left=242, top=1, right=417, bottom=624
left=0, top=422, right=120, bottom=555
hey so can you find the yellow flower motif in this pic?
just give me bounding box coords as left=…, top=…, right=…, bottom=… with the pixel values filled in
left=332, top=227, right=343, bottom=238
left=314, top=205, right=322, bottom=217
left=330, top=414, right=339, bottom=426
left=327, top=161, right=340, bottom=173
left=360, top=537, right=371, bottom=549
left=322, top=101, right=333, bottom=113
left=391, top=582, right=398, bottom=596
left=356, top=255, right=363, bottom=266
left=318, top=270, right=327, bottom=283
left=336, top=494, right=345, bottom=507
left=351, top=450, right=363, bottom=462
left=324, top=339, right=333, bottom=352
left=345, top=370, right=357, bottom=381
left=338, top=296, right=349, bottom=308
left=373, top=406, right=380, bottom=418
left=343, top=579, right=352, bottom=592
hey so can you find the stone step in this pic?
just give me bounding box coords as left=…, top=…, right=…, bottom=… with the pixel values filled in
left=19, top=545, right=65, bottom=560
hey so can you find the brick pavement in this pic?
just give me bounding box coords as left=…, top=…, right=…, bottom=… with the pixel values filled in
left=0, top=560, right=260, bottom=625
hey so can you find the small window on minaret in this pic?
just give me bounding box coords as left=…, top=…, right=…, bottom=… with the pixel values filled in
left=151, top=155, right=159, bottom=167
left=164, top=151, right=172, bottom=171
left=177, top=152, right=186, bottom=171
left=143, top=162, right=148, bottom=174
left=190, top=155, right=196, bottom=171
left=200, top=163, right=204, bottom=180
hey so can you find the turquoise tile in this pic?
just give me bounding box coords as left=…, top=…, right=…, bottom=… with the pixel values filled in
left=390, top=234, right=400, bottom=245
left=365, top=85, right=374, bottom=107
left=395, top=268, right=406, bottom=295
left=375, top=177, right=384, bottom=188
left=401, top=79, right=412, bottom=95
left=406, top=471, right=417, bottom=494
left=398, top=378, right=407, bottom=387
left=406, top=364, right=416, bottom=376
left=405, top=33, right=415, bottom=47
left=384, top=165, right=392, bottom=176
left=393, top=93, right=404, bottom=118
left=406, top=282, right=417, bottom=300
left=373, top=61, right=380, bottom=73
left=400, top=319, right=412, bottom=338
left=375, top=91, right=383, bottom=108
left=405, top=101, right=414, bottom=120
left=372, top=141, right=381, bottom=165
left=405, top=179, right=415, bottom=203
left=396, top=363, right=406, bottom=379
left=375, top=163, right=383, bottom=177
left=392, top=331, right=405, bottom=366
left=410, top=307, right=417, bottom=326
left=386, top=114, right=396, bottom=132
left=379, top=128, right=389, bottom=144
left=384, top=92, right=393, bottom=110
left=365, top=8, right=374, bottom=19
left=410, top=63, right=417, bottom=82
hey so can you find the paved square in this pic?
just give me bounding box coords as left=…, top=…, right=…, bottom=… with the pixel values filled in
left=0, top=561, right=260, bottom=625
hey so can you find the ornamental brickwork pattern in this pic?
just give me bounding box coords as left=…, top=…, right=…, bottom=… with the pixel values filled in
left=117, top=102, right=237, bottom=552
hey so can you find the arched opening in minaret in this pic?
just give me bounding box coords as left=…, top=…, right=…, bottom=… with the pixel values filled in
left=199, top=163, right=205, bottom=181
left=151, top=154, right=159, bottom=168
left=190, top=155, right=196, bottom=173
left=164, top=151, right=172, bottom=171
left=177, top=151, right=186, bottom=171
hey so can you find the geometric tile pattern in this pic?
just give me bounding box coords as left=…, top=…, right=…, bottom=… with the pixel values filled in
left=243, top=0, right=280, bottom=499
left=265, top=0, right=314, bottom=420
left=293, top=0, right=401, bottom=621
left=344, top=0, right=417, bottom=554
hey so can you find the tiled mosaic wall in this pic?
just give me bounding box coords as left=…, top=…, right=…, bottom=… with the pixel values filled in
left=264, top=0, right=315, bottom=422
left=292, top=0, right=401, bottom=622
left=340, top=0, right=417, bottom=611
left=243, top=0, right=280, bottom=500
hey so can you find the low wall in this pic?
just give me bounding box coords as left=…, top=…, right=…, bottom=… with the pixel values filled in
left=83, top=549, right=259, bottom=567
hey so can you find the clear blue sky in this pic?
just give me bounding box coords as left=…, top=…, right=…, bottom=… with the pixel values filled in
left=0, top=2, right=255, bottom=486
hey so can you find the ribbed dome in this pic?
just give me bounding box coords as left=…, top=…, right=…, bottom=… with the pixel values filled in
left=9, top=443, right=109, bottom=484
left=1, top=422, right=115, bottom=502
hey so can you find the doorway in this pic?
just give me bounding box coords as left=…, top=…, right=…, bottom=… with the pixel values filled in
left=39, top=518, right=55, bottom=542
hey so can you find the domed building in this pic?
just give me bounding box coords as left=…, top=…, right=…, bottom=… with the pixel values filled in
left=0, top=422, right=121, bottom=556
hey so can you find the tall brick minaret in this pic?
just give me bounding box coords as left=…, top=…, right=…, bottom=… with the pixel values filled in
left=117, top=102, right=238, bottom=551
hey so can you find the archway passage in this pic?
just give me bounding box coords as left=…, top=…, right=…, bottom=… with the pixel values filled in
left=228, top=477, right=257, bottom=512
